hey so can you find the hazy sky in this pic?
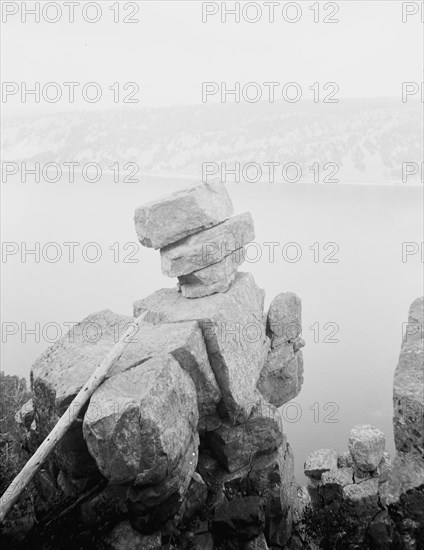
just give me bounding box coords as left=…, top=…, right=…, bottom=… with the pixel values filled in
left=1, top=1, right=423, bottom=115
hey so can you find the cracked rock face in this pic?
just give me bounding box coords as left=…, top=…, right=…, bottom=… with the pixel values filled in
left=134, top=272, right=269, bottom=423
left=134, top=181, right=234, bottom=249
left=348, top=424, right=385, bottom=472
left=83, top=354, right=198, bottom=486
left=393, top=296, right=424, bottom=456
left=160, top=212, right=254, bottom=277
left=267, top=291, right=302, bottom=347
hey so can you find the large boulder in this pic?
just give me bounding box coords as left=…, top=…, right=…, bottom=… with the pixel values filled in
left=31, top=310, right=138, bottom=477
left=257, top=344, right=303, bottom=406
left=134, top=181, right=233, bottom=249
left=83, top=354, right=198, bottom=486
left=267, top=292, right=302, bottom=348
left=134, top=272, right=269, bottom=423
left=205, top=399, right=284, bottom=472
left=348, top=424, right=385, bottom=472
left=160, top=212, right=254, bottom=277
left=109, top=318, right=222, bottom=432
left=393, top=297, right=424, bottom=456
left=31, top=310, right=218, bottom=475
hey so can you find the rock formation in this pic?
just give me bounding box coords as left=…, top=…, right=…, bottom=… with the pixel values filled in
left=293, top=297, right=424, bottom=549
left=21, top=181, right=306, bottom=548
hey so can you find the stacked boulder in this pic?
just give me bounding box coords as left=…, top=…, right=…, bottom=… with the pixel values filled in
left=26, top=181, right=306, bottom=549
left=134, top=181, right=254, bottom=298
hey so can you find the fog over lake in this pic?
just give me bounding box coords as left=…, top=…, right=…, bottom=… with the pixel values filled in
left=1, top=178, right=422, bottom=480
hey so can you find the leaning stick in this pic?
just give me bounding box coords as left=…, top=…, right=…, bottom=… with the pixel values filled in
left=0, top=312, right=147, bottom=524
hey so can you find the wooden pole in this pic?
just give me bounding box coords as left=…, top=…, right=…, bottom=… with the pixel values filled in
left=0, top=312, right=147, bottom=524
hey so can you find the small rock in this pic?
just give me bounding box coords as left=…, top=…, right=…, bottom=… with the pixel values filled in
left=348, top=424, right=385, bottom=472
left=206, top=399, right=284, bottom=472
left=320, top=467, right=353, bottom=503
left=181, top=472, right=208, bottom=520
left=376, top=451, right=391, bottom=483
left=343, top=478, right=379, bottom=516
left=304, top=449, right=338, bottom=479
left=212, top=496, right=265, bottom=541
left=244, top=533, right=269, bottom=549
left=267, top=292, right=302, bottom=346
left=161, top=211, right=254, bottom=277
left=257, top=344, right=303, bottom=407
left=101, top=520, right=161, bottom=549
left=337, top=451, right=354, bottom=469
left=134, top=181, right=233, bottom=249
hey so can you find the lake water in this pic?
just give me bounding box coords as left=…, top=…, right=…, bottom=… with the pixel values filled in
left=1, top=178, right=422, bottom=480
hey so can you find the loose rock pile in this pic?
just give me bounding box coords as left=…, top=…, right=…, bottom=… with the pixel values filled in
left=23, top=182, right=306, bottom=549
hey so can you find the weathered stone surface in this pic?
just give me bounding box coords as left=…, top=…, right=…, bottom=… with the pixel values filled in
left=245, top=533, right=269, bottom=549
left=109, top=319, right=222, bottom=432
left=337, top=451, right=354, bottom=469
left=379, top=452, right=424, bottom=507
left=15, top=398, right=34, bottom=429
left=320, top=467, right=354, bottom=503
left=83, top=354, right=198, bottom=485
left=212, top=496, right=265, bottom=541
left=127, top=434, right=198, bottom=533
left=348, top=424, right=385, bottom=472
left=304, top=449, right=338, bottom=479
left=343, top=478, right=379, bottom=514
left=161, top=211, right=254, bottom=277
left=377, top=451, right=392, bottom=484
left=257, top=344, right=303, bottom=407
left=267, top=292, right=302, bottom=346
left=101, top=521, right=161, bottom=550
left=134, top=181, right=234, bottom=249
left=206, top=399, right=284, bottom=473
left=181, top=472, right=208, bottom=520
left=393, top=297, right=423, bottom=456
left=402, top=296, right=424, bottom=345
left=178, top=247, right=245, bottom=298
left=134, top=272, right=268, bottom=423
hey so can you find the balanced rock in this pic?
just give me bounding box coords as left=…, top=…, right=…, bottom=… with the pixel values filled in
left=134, top=272, right=269, bottom=423
left=83, top=354, right=198, bottom=485
left=205, top=399, right=284, bottom=472
left=161, top=211, right=254, bottom=277
left=393, top=297, right=423, bottom=456
left=178, top=247, right=246, bottom=298
left=134, top=181, right=233, bottom=249
left=257, top=344, right=303, bottom=406
left=348, top=424, right=385, bottom=472
left=267, top=292, right=302, bottom=347
left=304, top=449, right=338, bottom=479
